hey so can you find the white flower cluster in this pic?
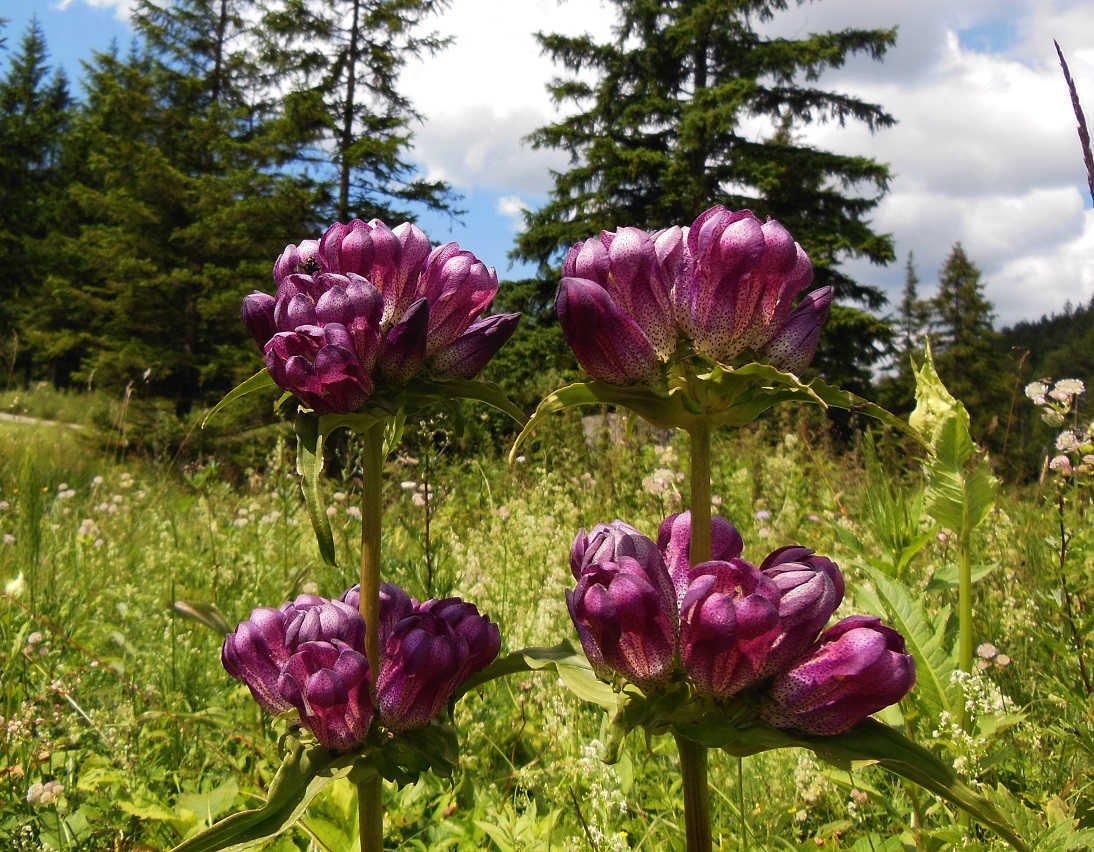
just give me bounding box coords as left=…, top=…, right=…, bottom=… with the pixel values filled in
left=1026, top=378, right=1093, bottom=475
left=26, top=780, right=65, bottom=806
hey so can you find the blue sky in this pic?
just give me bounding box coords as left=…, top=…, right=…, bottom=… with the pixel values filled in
left=4, top=0, right=1094, bottom=325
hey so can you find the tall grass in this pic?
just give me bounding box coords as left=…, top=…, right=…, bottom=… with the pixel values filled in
left=0, top=407, right=1091, bottom=850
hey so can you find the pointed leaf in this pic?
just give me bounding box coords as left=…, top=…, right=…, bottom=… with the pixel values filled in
left=203, top=370, right=277, bottom=428
left=173, top=600, right=232, bottom=635
left=857, top=566, right=957, bottom=720
left=458, top=640, right=619, bottom=710
left=169, top=741, right=358, bottom=852
left=295, top=411, right=337, bottom=567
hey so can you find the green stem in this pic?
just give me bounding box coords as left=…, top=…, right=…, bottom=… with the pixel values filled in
left=360, top=421, right=384, bottom=677
left=682, top=422, right=713, bottom=852
left=957, top=534, right=972, bottom=730
left=737, top=757, right=747, bottom=852
left=358, top=772, right=383, bottom=852
left=689, top=422, right=712, bottom=564
left=358, top=421, right=385, bottom=851
left=676, top=734, right=713, bottom=852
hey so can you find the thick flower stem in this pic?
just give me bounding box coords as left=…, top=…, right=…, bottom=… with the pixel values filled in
left=689, top=422, right=712, bottom=564
left=676, top=733, right=713, bottom=852
left=360, top=421, right=384, bottom=676
left=358, top=773, right=383, bottom=852
left=358, top=421, right=385, bottom=852
left=682, top=422, right=713, bottom=852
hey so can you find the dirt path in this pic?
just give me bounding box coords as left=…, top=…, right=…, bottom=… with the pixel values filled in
left=0, top=412, right=83, bottom=429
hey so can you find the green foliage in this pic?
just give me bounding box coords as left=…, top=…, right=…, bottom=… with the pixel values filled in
left=2, top=391, right=1094, bottom=849
left=514, top=0, right=899, bottom=387
left=259, top=0, right=457, bottom=222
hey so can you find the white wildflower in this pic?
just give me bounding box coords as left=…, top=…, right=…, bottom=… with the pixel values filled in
left=1054, top=378, right=1085, bottom=396
left=1024, top=381, right=1049, bottom=403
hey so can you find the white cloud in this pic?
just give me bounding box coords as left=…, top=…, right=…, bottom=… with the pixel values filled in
left=52, top=0, right=134, bottom=21
left=496, top=195, right=531, bottom=232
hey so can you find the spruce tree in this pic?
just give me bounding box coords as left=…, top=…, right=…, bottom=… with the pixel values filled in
left=514, top=0, right=898, bottom=388
left=261, top=0, right=456, bottom=222
left=928, top=243, right=1010, bottom=441
left=0, top=19, right=71, bottom=347
left=29, top=0, right=321, bottom=413
left=876, top=252, right=930, bottom=413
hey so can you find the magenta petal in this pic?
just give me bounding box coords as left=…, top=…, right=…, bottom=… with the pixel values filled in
left=378, top=298, right=429, bottom=384
left=556, top=278, right=660, bottom=386
left=762, top=287, right=832, bottom=374
left=657, top=512, right=744, bottom=605
left=242, top=292, right=276, bottom=349
left=428, top=313, right=520, bottom=379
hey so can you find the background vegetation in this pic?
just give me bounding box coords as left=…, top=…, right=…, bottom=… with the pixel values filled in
left=1, top=397, right=1092, bottom=849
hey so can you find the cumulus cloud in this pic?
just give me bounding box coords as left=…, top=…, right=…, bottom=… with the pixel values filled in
left=496, top=195, right=531, bottom=232
left=52, top=0, right=134, bottom=21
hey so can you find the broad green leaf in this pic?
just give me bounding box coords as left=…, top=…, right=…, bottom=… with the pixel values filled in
left=511, top=367, right=923, bottom=461
left=911, top=344, right=998, bottom=541
left=169, top=741, right=357, bottom=852
left=202, top=369, right=277, bottom=428
left=857, top=566, right=957, bottom=721
left=459, top=641, right=619, bottom=710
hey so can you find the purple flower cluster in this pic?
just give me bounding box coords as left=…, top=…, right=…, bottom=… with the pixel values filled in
left=242, top=220, right=520, bottom=414
left=556, top=206, right=832, bottom=385
left=222, top=584, right=501, bottom=749
left=567, top=514, right=915, bottom=735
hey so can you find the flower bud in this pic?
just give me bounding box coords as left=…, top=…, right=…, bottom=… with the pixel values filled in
left=679, top=559, right=781, bottom=698
left=566, top=558, right=678, bottom=691
left=376, top=611, right=469, bottom=733
left=277, top=640, right=374, bottom=750
left=761, top=615, right=916, bottom=734
left=657, top=511, right=744, bottom=604
left=417, top=597, right=502, bottom=682
left=428, top=313, right=520, bottom=379
left=761, top=287, right=832, bottom=374
left=759, top=546, right=844, bottom=676
left=556, top=278, right=661, bottom=386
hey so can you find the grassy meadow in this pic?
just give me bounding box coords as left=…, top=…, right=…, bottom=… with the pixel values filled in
left=1, top=388, right=1092, bottom=851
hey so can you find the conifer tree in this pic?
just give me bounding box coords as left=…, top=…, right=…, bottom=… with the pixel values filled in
left=514, top=0, right=899, bottom=388
left=261, top=0, right=456, bottom=222
left=876, top=252, right=930, bottom=413
left=0, top=19, right=70, bottom=346
left=928, top=243, right=1010, bottom=440
left=30, top=0, right=321, bottom=413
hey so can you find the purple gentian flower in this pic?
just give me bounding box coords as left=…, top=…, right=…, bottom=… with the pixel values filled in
left=679, top=559, right=781, bottom=698
left=244, top=220, right=520, bottom=414
left=556, top=206, right=829, bottom=385
left=761, top=615, right=917, bottom=734
left=759, top=546, right=844, bottom=676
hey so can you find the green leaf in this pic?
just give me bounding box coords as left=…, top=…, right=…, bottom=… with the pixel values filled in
left=857, top=566, right=958, bottom=721
left=911, top=344, right=998, bottom=541
left=510, top=367, right=924, bottom=461
left=169, top=741, right=358, bottom=852
left=294, top=410, right=384, bottom=567
left=459, top=640, right=619, bottom=710
left=295, top=411, right=337, bottom=568
left=173, top=600, right=232, bottom=635
left=925, top=562, right=1000, bottom=593
left=423, top=377, right=528, bottom=426
left=202, top=369, right=277, bottom=428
